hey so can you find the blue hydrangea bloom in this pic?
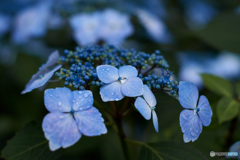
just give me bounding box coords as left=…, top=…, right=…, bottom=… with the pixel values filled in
left=21, top=51, right=62, bottom=94
left=99, top=8, right=133, bottom=45
left=134, top=85, right=158, bottom=132
left=179, top=81, right=212, bottom=143
left=228, top=141, right=240, bottom=159
left=42, top=87, right=107, bottom=151
left=97, top=65, right=144, bottom=102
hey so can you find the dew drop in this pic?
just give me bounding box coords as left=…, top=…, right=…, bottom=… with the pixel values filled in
left=79, top=107, right=83, bottom=110
left=79, top=91, right=82, bottom=94
left=107, top=68, right=109, bottom=71
left=111, top=93, right=114, bottom=95
left=50, top=94, right=53, bottom=97
left=84, top=93, right=88, bottom=97
left=58, top=115, right=64, bottom=119
left=58, top=102, right=62, bottom=106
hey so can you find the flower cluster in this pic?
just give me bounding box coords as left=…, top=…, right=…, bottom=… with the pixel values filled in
left=22, top=44, right=213, bottom=151
left=140, top=69, right=179, bottom=97
left=69, top=9, right=133, bottom=45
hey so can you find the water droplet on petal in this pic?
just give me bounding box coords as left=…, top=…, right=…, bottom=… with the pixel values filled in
left=58, top=115, right=64, bottom=119
left=58, top=102, right=62, bottom=106
left=84, top=93, right=88, bottom=97
left=79, top=91, right=82, bottom=94
left=50, top=94, right=53, bottom=97
left=79, top=107, right=83, bottom=110
left=107, top=68, right=109, bottom=71
left=111, top=93, right=114, bottom=95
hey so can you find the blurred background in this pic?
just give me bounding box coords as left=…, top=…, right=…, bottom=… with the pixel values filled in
left=0, top=0, right=240, bottom=159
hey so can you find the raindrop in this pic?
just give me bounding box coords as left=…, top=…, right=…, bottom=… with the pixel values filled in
left=84, top=93, right=88, bottom=97
left=79, top=91, right=82, bottom=94
left=58, top=102, right=62, bottom=106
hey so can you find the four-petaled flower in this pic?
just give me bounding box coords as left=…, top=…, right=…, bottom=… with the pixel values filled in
left=21, top=51, right=61, bottom=94
left=42, top=87, right=107, bottom=151
left=179, top=81, right=212, bottom=143
left=97, top=65, right=144, bottom=102
left=134, top=85, right=158, bottom=132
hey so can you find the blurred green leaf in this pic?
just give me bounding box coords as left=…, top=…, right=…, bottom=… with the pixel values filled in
left=201, top=74, right=233, bottom=97
left=194, top=13, right=240, bottom=53
left=217, top=97, right=239, bottom=124
left=138, top=141, right=208, bottom=160
left=1, top=121, right=63, bottom=160
left=236, top=82, right=240, bottom=99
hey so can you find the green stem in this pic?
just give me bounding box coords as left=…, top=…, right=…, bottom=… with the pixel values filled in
left=116, top=117, right=130, bottom=160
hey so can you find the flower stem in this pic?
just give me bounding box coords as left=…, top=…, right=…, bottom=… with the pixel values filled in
left=115, top=115, right=130, bottom=160
left=221, top=117, right=238, bottom=151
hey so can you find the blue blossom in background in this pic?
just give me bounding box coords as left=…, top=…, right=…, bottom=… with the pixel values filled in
left=0, top=13, right=11, bottom=38
left=136, top=9, right=173, bottom=43
left=42, top=87, right=107, bottom=151
left=11, top=1, right=51, bottom=44
left=227, top=141, right=240, bottom=159
left=178, top=52, right=240, bottom=88
left=134, top=85, right=158, bottom=132
left=179, top=81, right=212, bottom=143
left=97, top=65, right=143, bottom=102
left=181, top=0, right=218, bottom=30
left=69, top=12, right=101, bottom=46
left=22, top=51, right=61, bottom=94
left=99, top=9, right=133, bottom=45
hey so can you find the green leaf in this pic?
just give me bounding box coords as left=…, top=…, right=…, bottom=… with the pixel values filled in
left=194, top=12, right=240, bottom=53
left=217, top=97, right=239, bottom=124
left=201, top=74, right=234, bottom=97
left=236, top=82, right=240, bottom=99
left=1, top=121, right=63, bottom=160
left=138, top=141, right=208, bottom=160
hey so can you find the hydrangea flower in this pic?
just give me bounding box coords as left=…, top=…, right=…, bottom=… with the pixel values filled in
left=97, top=65, right=143, bottom=102
left=181, top=0, right=218, bottom=30
left=228, top=141, right=240, bottom=159
left=134, top=85, right=158, bottom=132
left=42, top=87, right=107, bottom=151
left=69, top=12, right=101, bottom=46
left=21, top=51, right=61, bottom=94
left=136, top=9, right=172, bottom=43
left=99, top=9, right=133, bottom=45
left=179, top=81, right=212, bottom=143
left=12, top=1, right=51, bottom=44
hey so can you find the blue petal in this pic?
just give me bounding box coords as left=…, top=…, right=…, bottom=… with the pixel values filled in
left=143, top=85, right=156, bottom=107
left=45, top=50, right=60, bottom=68
left=100, top=81, right=124, bottom=102
left=179, top=81, right=199, bottom=109
left=134, top=97, right=151, bottom=120
left=75, top=107, right=107, bottom=136
left=152, top=110, right=158, bottom=132
left=42, top=112, right=81, bottom=151
left=197, top=95, right=212, bottom=126
left=121, top=77, right=144, bottom=97
left=21, top=65, right=62, bottom=94
left=44, top=87, right=73, bottom=112
left=118, top=65, right=138, bottom=79
left=96, top=65, right=119, bottom=83
left=180, top=110, right=202, bottom=143
left=72, top=90, right=93, bottom=111
left=229, top=141, right=240, bottom=159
